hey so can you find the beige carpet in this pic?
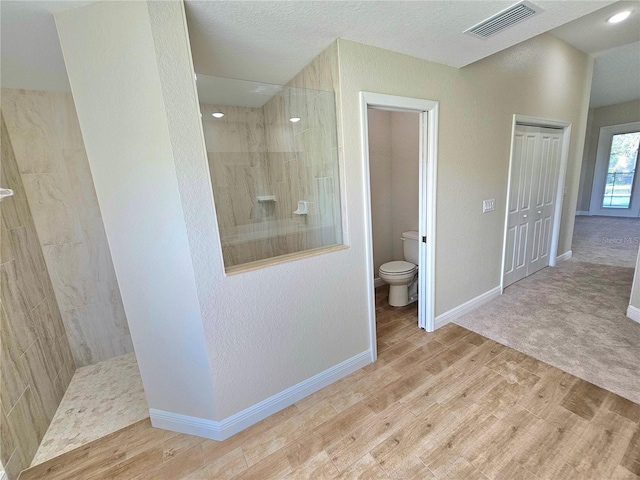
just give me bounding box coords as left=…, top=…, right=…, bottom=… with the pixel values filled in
left=572, top=215, right=640, bottom=267
left=455, top=216, right=640, bottom=404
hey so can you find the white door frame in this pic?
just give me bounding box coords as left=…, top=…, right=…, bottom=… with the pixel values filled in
left=589, top=121, right=640, bottom=217
left=501, top=114, right=572, bottom=293
left=360, top=92, right=439, bottom=362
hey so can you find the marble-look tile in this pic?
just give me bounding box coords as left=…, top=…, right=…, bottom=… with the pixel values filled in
left=64, top=301, right=132, bottom=367
left=21, top=338, right=60, bottom=421
left=30, top=299, right=65, bottom=376
left=31, top=353, right=148, bottom=466
left=1, top=89, right=63, bottom=174
left=0, top=304, right=28, bottom=411
left=22, top=172, right=84, bottom=246
left=57, top=94, right=85, bottom=150
left=1, top=217, right=15, bottom=264
left=1, top=116, right=34, bottom=231
left=9, top=226, right=46, bottom=309
left=4, top=89, right=132, bottom=374
left=62, top=149, right=101, bottom=226
left=1, top=402, right=17, bottom=466
left=42, top=242, right=100, bottom=312
left=7, top=386, right=47, bottom=465
left=1, top=260, right=37, bottom=354
left=40, top=272, right=68, bottom=344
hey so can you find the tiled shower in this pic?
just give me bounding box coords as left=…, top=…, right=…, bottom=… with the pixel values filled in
left=0, top=89, right=136, bottom=479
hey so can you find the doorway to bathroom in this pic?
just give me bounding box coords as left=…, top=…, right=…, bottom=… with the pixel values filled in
left=360, top=92, right=439, bottom=361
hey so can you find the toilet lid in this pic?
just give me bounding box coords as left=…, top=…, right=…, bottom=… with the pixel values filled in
left=379, top=261, right=417, bottom=275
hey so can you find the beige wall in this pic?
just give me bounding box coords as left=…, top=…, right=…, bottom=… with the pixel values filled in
left=368, top=109, right=420, bottom=275
left=631, top=250, right=640, bottom=310
left=1, top=115, right=75, bottom=480
left=368, top=109, right=393, bottom=274
left=1, top=89, right=132, bottom=367
left=337, top=34, right=593, bottom=316
left=54, top=0, right=596, bottom=438
left=577, top=99, right=640, bottom=212
left=391, top=111, right=420, bottom=261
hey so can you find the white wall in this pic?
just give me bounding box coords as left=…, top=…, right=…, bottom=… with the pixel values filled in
left=55, top=1, right=217, bottom=419
left=57, top=1, right=370, bottom=425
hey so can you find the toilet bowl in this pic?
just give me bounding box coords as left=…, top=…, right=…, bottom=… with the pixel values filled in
left=379, top=261, right=417, bottom=306
left=379, top=230, right=420, bottom=307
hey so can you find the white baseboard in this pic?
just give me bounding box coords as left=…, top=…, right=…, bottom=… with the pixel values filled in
left=150, top=349, right=372, bottom=441
left=627, top=305, right=640, bottom=324
left=575, top=211, right=589, bottom=216
left=435, top=286, right=501, bottom=329
left=374, top=277, right=385, bottom=288
left=556, top=250, right=572, bottom=262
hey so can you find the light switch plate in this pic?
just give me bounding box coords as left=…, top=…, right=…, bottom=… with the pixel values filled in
left=483, top=198, right=495, bottom=213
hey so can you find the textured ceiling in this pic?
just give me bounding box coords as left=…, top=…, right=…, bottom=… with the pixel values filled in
left=185, top=1, right=612, bottom=84
left=551, top=0, right=640, bottom=54
left=1, top=0, right=637, bottom=109
left=590, top=41, right=640, bottom=108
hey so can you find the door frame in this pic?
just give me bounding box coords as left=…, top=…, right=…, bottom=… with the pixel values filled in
left=501, top=114, right=572, bottom=293
left=360, top=92, right=439, bottom=362
left=589, top=121, right=640, bottom=217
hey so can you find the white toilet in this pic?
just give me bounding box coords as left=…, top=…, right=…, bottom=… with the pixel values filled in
left=379, top=230, right=419, bottom=307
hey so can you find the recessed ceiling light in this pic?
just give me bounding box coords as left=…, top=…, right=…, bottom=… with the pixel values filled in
left=212, top=112, right=225, bottom=118
left=608, top=11, right=631, bottom=23
left=289, top=117, right=301, bottom=123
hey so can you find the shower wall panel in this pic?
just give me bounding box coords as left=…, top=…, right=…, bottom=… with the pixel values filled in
left=201, top=43, right=342, bottom=267
left=1, top=89, right=132, bottom=367
left=262, top=42, right=342, bottom=252
left=0, top=115, right=76, bottom=480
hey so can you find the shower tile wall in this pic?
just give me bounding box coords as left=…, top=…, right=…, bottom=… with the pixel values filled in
left=1, top=89, right=132, bottom=367
left=1, top=115, right=76, bottom=480
left=203, top=42, right=342, bottom=267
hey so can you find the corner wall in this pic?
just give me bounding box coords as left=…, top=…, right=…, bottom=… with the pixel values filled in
left=56, top=1, right=217, bottom=420
left=1, top=115, right=75, bottom=480
left=368, top=110, right=420, bottom=275
left=336, top=34, right=593, bottom=316
left=576, top=99, right=640, bottom=212
left=1, top=89, right=132, bottom=367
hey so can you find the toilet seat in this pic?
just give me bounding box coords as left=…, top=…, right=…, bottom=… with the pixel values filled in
left=379, top=261, right=417, bottom=276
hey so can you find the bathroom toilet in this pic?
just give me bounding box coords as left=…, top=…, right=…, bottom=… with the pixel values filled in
left=379, top=231, right=419, bottom=307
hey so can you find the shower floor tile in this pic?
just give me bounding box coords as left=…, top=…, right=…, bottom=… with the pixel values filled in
left=31, top=352, right=148, bottom=466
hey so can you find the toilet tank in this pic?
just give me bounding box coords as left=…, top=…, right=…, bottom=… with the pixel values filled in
left=402, top=230, right=419, bottom=265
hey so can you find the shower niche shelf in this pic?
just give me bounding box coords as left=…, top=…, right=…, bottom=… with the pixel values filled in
left=256, top=195, right=276, bottom=202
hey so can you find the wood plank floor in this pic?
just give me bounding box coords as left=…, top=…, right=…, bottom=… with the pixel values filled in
left=20, top=287, right=640, bottom=480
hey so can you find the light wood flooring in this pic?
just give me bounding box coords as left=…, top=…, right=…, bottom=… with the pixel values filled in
left=20, top=287, right=640, bottom=479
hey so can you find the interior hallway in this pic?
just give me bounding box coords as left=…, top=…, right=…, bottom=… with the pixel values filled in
left=456, top=215, right=640, bottom=404
left=20, top=289, right=640, bottom=480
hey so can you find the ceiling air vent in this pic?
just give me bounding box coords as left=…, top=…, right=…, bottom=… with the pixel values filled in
left=465, top=1, right=542, bottom=39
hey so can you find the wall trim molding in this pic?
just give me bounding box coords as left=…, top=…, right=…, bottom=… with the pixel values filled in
left=556, top=250, right=573, bottom=262
left=575, top=211, right=590, bottom=216
left=435, top=286, right=501, bottom=329
left=374, top=277, right=385, bottom=288
left=627, top=305, right=640, bottom=324
left=150, top=349, right=371, bottom=441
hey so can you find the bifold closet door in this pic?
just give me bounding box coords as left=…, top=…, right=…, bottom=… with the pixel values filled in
left=504, top=125, right=563, bottom=287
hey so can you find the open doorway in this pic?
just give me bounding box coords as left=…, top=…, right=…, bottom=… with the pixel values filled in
left=359, top=92, right=438, bottom=361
